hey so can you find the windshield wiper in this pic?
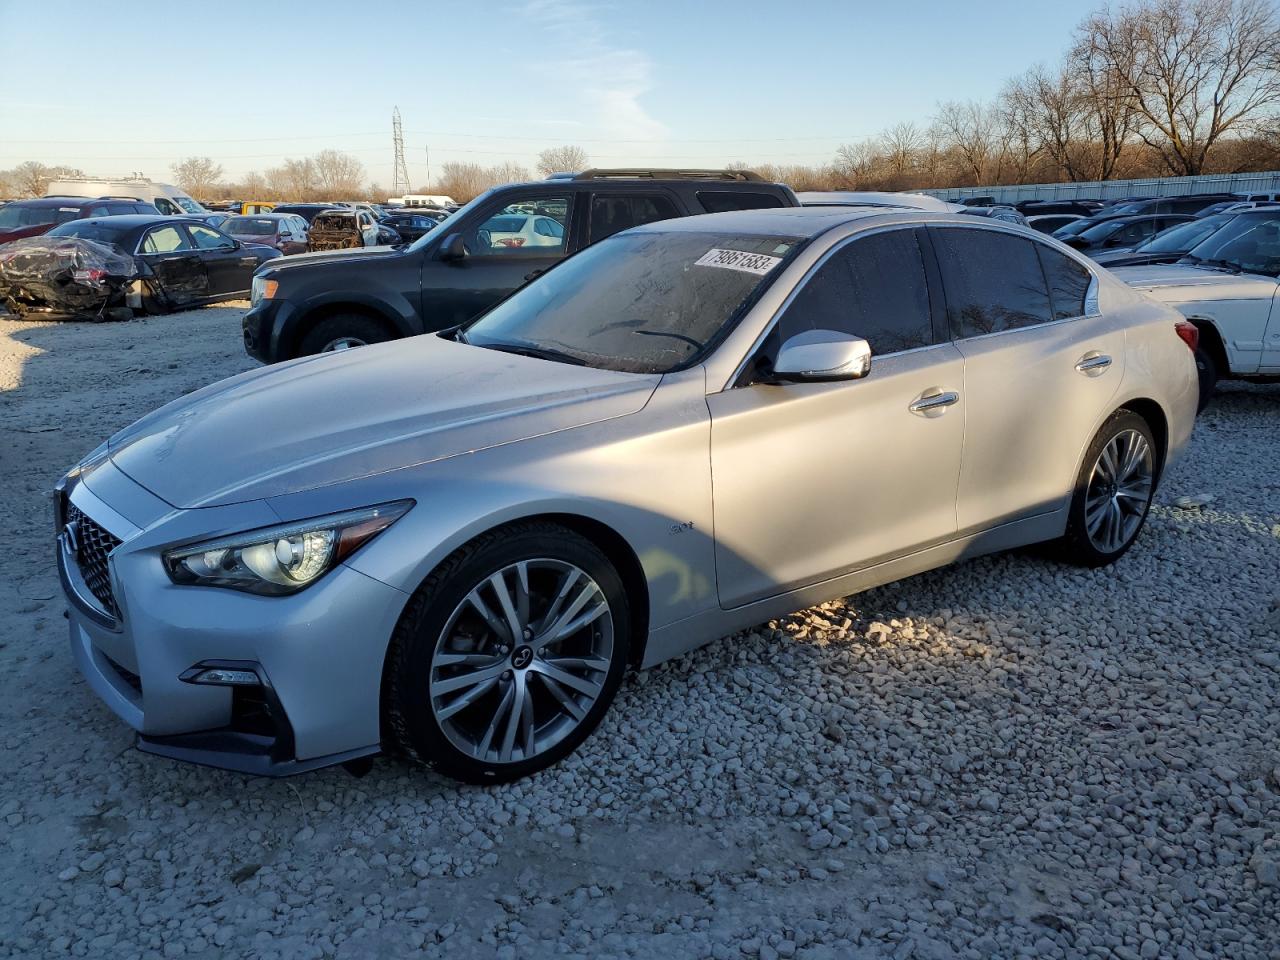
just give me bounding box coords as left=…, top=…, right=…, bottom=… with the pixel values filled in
left=1198, top=258, right=1242, bottom=274
left=478, top=341, right=587, bottom=366
left=635, top=329, right=704, bottom=351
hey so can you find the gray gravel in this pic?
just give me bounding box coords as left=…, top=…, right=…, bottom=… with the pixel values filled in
left=1, top=308, right=1277, bottom=959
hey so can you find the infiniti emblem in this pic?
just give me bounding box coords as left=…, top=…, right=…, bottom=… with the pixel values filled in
left=511, top=645, right=534, bottom=669
left=62, top=520, right=81, bottom=556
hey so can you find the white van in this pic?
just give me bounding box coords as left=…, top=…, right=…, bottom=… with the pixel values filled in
left=44, top=177, right=205, bottom=216
left=399, top=193, right=457, bottom=209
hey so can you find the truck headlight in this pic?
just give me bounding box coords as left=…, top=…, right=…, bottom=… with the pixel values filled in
left=163, top=501, right=411, bottom=595
left=250, top=275, right=278, bottom=306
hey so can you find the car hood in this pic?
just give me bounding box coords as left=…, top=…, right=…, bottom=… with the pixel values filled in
left=1092, top=250, right=1181, bottom=267
left=107, top=335, right=659, bottom=508
left=263, top=245, right=405, bottom=272
left=1109, top=263, right=1279, bottom=301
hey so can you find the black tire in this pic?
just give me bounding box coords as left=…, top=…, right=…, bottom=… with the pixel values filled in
left=383, top=521, right=631, bottom=785
left=297, top=314, right=392, bottom=357
left=1058, top=410, right=1160, bottom=567
left=1193, top=347, right=1217, bottom=413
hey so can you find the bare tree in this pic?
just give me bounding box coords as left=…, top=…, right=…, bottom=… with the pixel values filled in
left=881, top=122, right=922, bottom=179
left=11, top=161, right=85, bottom=197
left=535, top=145, right=589, bottom=178
left=170, top=157, right=224, bottom=198
left=1083, top=0, right=1280, bottom=175
left=934, top=101, right=1004, bottom=184
left=834, top=140, right=879, bottom=187
left=312, top=150, right=366, bottom=198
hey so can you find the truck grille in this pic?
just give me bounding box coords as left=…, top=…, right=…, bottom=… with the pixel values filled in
left=65, top=503, right=122, bottom=617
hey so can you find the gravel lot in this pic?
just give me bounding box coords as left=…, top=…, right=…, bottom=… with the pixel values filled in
left=1, top=306, right=1277, bottom=960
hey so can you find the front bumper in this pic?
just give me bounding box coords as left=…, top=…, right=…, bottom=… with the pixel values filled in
left=241, top=298, right=292, bottom=364
left=58, top=462, right=408, bottom=776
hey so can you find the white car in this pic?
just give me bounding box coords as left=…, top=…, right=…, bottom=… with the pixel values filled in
left=797, top=191, right=962, bottom=213
left=1111, top=210, right=1280, bottom=405
left=478, top=212, right=566, bottom=249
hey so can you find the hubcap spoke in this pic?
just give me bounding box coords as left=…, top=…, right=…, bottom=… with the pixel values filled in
left=529, top=659, right=604, bottom=698
left=1084, top=428, right=1154, bottom=554
left=431, top=662, right=506, bottom=698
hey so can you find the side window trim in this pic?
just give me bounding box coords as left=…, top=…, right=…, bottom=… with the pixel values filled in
left=728, top=224, right=945, bottom=389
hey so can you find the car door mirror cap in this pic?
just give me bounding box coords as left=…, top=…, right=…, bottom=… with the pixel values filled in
left=771, top=330, right=872, bottom=383
left=439, top=232, right=468, bottom=261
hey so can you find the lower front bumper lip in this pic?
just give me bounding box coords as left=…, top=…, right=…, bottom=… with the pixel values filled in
left=137, top=734, right=380, bottom=778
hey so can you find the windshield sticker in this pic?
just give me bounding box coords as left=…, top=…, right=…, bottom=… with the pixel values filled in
left=695, top=248, right=782, bottom=275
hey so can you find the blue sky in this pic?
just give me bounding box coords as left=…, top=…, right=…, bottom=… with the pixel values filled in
left=0, top=0, right=1093, bottom=187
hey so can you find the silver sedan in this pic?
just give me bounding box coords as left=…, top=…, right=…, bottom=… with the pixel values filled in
left=56, top=208, right=1199, bottom=782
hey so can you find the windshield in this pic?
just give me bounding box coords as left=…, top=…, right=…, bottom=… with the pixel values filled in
left=46, top=222, right=126, bottom=243
left=1052, top=218, right=1095, bottom=238
left=1077, top=219, right=1127, bottom=242
left=1183, top=214, right=1280, bottom=276
left=1106, top=202, right=1149, bottom=217
left=0, top=204, right=81, bottom=229
left=224, top=218, right=276, bottom=236
left=1135, top=214, right=1232, bottom=253
left=464, top=230, right=804, bottom=374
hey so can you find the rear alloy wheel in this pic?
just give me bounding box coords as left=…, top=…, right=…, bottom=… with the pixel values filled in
left=298, top=314, right=392, bottom=357
left=384, top=523, right=630, bottom=783
left=1059, top=411, right=1158, bottom=566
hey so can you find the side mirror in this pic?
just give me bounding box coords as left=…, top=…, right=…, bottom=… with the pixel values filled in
left=439, top=232, right=468, bottom=261
left=770, top=329, right=871, bottom=383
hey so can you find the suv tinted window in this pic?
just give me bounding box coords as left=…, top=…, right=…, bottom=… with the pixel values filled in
left=589, top=194, right=680, bottom=243
left=1036, top=246, right=1091, bottom=320
left=771, top=228, right=934, bottom=356
left=696, top=191, right=786, bottom=213
left=932, top=228, right=1052, bottom=337
left=469, top=197, right=569, bottom=256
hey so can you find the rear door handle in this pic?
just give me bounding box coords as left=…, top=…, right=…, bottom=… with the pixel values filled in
left=909, top=389, right=960, bottom=417
left=1075, top=352, right=1112, bottom=375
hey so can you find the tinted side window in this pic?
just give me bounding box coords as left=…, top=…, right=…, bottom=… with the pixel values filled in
left=589, top=195, right=679, bottom=243
left=188, top=225, right=231, bottom=250
left=141, top=225, right=192, bottom=253
left=932, top=228, right=1052, bottom=337
left=1037, top=245, right=1091, bottom=320
left=772, top=229, right=934, bottom=356
left=696, top=190, right=786, bottom=213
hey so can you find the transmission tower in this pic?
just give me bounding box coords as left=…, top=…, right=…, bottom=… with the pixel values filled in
left=391, top=107, right=411, bottom=196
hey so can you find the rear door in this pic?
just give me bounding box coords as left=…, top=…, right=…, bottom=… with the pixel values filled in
left=187, top=223, right=257, bottom=297
left=420, top=189, right=576, bottom=329
left=929, top=225, right=1123, bottom=532
left=137, top=223, right=209, bottom=306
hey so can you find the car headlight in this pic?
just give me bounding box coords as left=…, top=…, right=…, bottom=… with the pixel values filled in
left=163, top=501, right=412, bottom=595
left=250, top=275, right=278, bottom=306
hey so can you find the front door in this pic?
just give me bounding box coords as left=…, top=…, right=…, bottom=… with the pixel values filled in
left=187, top=224, right=256, bottom=297
left=420, top=191, right=575, bottom=331
left=708, top=227, right=964, bottom=608
left=928, top=226, right=1125, bottom=532
left=137, top=223, right=208, bottom=307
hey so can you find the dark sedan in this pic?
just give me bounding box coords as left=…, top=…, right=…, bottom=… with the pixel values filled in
left=1059, top=214, right=1193, bottom=255
left=36, top=215, right=280, bottom=313
left=380, top=212, right=440, bottom=242
left=1091, top=214, right=1237, bottom=267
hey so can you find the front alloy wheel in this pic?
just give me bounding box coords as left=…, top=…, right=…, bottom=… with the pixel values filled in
left=384, top=522, right=630, bottom=783
left=430, top=559, right=614, bottom=766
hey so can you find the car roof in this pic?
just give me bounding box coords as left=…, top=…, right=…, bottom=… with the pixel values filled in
left=227, top=212, right=292, bottom=219
left=630, top=206, right=925, bottom=239
left=18, top=196, right=97, bottom=207
left=57, top=215, right=191, bottom=233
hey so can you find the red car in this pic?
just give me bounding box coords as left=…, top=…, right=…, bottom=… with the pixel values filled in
left=0, top=196, right=159, bottom=244
left=220, top=213, right=310, bottom=255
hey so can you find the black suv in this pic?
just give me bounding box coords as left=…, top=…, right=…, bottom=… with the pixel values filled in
left=242, top=169, right=799, bottom=362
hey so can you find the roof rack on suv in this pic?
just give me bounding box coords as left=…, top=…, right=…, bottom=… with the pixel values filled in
left=565, top=168, right=765, bottom=182
left=97, top=195, right=143, bottom=201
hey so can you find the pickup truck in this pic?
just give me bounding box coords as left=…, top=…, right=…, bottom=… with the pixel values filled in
left=242, top=169, right=799, bottom=362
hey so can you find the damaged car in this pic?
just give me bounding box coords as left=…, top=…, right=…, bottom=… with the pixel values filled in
left=0, top=215, right=280, bottom=318
left=306, top=209, right=388, bottom=251
left=0, top=236, right=140, bottom=320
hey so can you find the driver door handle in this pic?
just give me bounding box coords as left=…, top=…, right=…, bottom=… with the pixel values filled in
left=1075, top=352, right=1112, bottom=376
left=909, top=389, right=960, bottom=416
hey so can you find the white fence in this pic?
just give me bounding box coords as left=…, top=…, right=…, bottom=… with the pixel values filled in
left=919, top=171, right=1280, bottom=204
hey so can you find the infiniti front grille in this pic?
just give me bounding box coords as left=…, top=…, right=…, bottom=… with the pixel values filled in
left=65, top=502, right=122, bottom=617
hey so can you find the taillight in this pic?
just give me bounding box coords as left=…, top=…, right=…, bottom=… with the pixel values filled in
left=496, top=237, right=526, bottom=247
left=1174, top=320, right=1199, bottom=352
